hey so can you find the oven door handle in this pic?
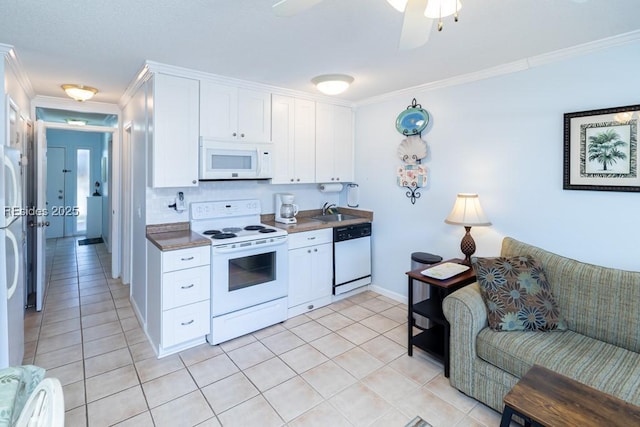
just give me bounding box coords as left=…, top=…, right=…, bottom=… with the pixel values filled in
left=213, top=238, right=286, bottom=254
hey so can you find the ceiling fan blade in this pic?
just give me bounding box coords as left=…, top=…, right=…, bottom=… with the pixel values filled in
left=272, top=0, right=324, bottom=17
left=399, top=0, right=433, bottom=50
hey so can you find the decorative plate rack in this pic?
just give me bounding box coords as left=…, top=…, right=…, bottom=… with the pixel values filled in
left=395, top=98, right=429, bottom=204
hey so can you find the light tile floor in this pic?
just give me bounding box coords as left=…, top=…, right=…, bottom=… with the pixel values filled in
left=23, top=237, right=509, bottom=427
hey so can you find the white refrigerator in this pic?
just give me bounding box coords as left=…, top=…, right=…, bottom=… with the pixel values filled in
left=0, top=145, right=25, bottom=368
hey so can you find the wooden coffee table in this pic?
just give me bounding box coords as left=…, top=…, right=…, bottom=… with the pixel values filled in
left=500, top=365, right=640, bottom=427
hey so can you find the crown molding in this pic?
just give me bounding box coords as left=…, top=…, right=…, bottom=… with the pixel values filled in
left=118, top=62, right=152, bottom=109
left=0, top=43, right=35, bottom=98
left=355, top=30, right=640, bottom=107
left=32, top=95, right=120, bottom=114
left=119, top=60, right=354, bottom=109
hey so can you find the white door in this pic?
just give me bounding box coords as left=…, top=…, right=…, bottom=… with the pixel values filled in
left=35, top=121, right=48, bottom=311
left=45, top=147, right=65, bottom=238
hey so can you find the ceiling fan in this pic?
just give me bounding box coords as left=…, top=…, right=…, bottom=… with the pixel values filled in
left=272, top=0, right=462, bottom=50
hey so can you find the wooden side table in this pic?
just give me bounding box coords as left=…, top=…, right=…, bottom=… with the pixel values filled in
left=406, top=258, right=476, bottom=377
left=500, top=365, right=640, bottom=427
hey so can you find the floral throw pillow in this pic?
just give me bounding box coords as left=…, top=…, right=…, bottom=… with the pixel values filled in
left=473, top=256, right=567, bottom=332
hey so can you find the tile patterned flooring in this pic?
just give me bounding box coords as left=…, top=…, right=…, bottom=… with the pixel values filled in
left=23, top=237, right=507, bottom=427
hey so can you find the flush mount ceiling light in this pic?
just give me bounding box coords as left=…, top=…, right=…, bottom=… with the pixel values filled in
left=65, top=118, right=87, bottom=126
left=311, top=74, right=354, bottom=96
left=61, top=84, right=98, bottom=102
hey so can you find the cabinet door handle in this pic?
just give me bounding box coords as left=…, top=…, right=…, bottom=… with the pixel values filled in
left=181, top=284, right=195, bottom=289
left=181, top=319, right=195, bottom=326
left=307, top=249, right=311, bottom=253
left=240, top=133, right=245, bottom=138
left=307, top=236, right=316, bottom=240
left=314, top=248, right=318, bottom=252
left=232, top=132, right=237, bottom=137
left=181, top=256, right=195, bottom=261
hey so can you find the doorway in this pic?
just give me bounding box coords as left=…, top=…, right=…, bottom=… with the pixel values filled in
left=45, top=147, right=65, bottom=238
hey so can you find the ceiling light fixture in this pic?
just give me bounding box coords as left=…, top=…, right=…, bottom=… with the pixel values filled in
left=387, top=0, right=462, bottom=31
left=311, top=74, right=354, bottom=96
left=65, top=118, right=88, bottom=126
left=61, top=84, right=98, bottom=102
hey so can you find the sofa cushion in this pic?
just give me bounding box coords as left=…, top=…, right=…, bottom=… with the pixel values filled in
left=500, top=237, right=640, bottom=353
left=477, top=327, right=640, bottom=405
left=473, top=256, right=567, bottom=331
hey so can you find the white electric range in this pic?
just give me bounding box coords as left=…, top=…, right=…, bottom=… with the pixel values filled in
left=190, top=200, right=288, bottom=345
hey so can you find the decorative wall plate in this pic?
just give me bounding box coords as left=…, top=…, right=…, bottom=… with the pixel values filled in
left=397, top=135, right=427, bottom=164
left=396, top=108, right=429, bottom=135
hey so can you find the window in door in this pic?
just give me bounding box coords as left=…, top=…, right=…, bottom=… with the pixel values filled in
left=76, top=149, right=90, bottom=233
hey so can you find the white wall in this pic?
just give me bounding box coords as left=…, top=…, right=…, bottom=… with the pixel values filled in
left=355, top=40, right=640, bottom=299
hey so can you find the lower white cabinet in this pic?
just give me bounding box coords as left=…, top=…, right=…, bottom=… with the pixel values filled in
left=147, top=243, right=211, bottom=357
left=287, top=229, right=333, bottom=317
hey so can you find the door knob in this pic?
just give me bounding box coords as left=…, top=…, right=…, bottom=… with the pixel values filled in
left=44, top=221, right=50, bottom=227
left=58, top=196, right=63, bottom=199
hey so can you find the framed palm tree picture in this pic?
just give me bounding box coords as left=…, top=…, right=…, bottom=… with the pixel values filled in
left=564, top=104, right=640, bottom=192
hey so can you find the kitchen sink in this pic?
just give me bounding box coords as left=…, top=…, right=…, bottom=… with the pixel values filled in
left=311, top=213, right=361, bottom=222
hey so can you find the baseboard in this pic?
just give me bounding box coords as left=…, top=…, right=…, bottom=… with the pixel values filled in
left=368, top=284, right=407, bottom=305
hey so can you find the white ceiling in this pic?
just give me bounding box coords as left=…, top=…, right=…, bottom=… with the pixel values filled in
left=1, top=0, right=639, bottom=105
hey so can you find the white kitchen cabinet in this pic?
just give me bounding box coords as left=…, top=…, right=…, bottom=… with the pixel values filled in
left=147, top=243, right=211, bottom=357
left=315, top=103, right=355, bottom=183
left=271, top=95, right=316, bottom=184
left=149, top=73, right=200, bottom=188
left=200, top=81, right=271, bottom=143
left=287, top=229, right=333, bottom=318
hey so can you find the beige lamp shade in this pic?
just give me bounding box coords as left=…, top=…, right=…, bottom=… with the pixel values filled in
left=445, top=193, right=491, bottom=226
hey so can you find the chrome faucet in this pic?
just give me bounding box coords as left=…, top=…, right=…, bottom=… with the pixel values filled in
left=322, top=202, right=337, bottom=215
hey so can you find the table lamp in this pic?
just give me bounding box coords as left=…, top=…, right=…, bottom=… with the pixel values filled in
left=445, top=193, right=491, bottom=265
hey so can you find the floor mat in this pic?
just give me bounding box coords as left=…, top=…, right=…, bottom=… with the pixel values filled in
left=78, top=237, right=103, bottom=246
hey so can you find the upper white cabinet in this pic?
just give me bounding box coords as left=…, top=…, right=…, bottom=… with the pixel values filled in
left=200, top=81, right=271, bottom=143
left=315, top=103, right=354, bottom=183
left=149, top=73, right=200, bottom=188
left=271, top=95, right=316, bottom=184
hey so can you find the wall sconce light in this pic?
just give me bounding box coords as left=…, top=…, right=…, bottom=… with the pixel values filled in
left=311, top=74, right=354, bottom=95
left=61, top=84, right=98, bottom=102
left=445, top=193, right=491, bottom=265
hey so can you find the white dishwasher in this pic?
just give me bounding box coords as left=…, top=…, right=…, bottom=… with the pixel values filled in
left=333, top=222, right=372, bottom=295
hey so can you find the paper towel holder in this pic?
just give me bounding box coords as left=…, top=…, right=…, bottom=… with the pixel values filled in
left=318, top=183, right=343, bottom=193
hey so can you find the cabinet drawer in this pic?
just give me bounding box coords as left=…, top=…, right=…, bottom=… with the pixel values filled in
left=288, top=228, right=332, bottom=249
left=162, top=301, right=210, bottom=348
left=162, top=265, right=210, bottom=310
left=162, top=246, right=210, bottom=272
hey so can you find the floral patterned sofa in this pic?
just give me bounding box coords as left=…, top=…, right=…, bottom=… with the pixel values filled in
left=442, top=237, right=640, bottom=413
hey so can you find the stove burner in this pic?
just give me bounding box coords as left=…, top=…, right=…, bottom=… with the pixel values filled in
left=211, top=233, right=237, bottom=240
left=203, top=230, right=222, bottom=235
left=259, top=228, right=277, bottom=233
left=222, top=227, right=242, bottom=233
left=244, top=225, right=266, bottom=231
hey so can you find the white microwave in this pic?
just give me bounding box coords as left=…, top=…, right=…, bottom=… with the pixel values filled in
left=199, top=139, right=272, bottom=180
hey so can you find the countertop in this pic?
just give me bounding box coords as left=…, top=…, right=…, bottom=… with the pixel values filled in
left=146, top=207, right=373, bottom=250
left=261, top=207, right=373, bottom=234
left=146, top=222, right=211, bottom=251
